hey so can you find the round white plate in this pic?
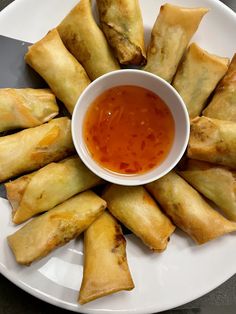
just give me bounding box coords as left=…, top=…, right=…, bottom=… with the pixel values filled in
left=0, top=1, right=235, bottom=313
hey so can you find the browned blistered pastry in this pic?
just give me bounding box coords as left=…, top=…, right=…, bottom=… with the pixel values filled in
left=172, top=43, right=229, bottom=118
left=58, top=0, right=119, bottom=80
left=146, top=171, right=236, bottom=245
left=25, top=29, right=90, bottom=114
left=0, top=88, right=58, bottom=132
left=203, top=53, right=236, bottom=121
left=144, top=4, right=208, bottom=82
left=8, top=191, right=106, bottom=265
left=79, top=211, right=134, bottom=304
left=6, top=156, right=103, bottom=224
left=102, top=185, right=175, bottom=252
left=96, top=0, right=146, bottom=65
left=0, top=117, right=74, bottom=183
left=178, top=159, right=236, bottom=221
left=187, top=116, right=236, bottom=169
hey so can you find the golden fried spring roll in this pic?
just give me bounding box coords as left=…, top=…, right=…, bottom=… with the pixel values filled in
left=144, top=4, right=208, bottom=83
left=79, top=212, right=134, bottom=304
left=58, top=0, right=119, bottom=81
left=146, top=171, right=236, bottom=245
left=172, top=43, right=229, bottom=118
left=178, top=159, right=236, bottom=221
left=187, top=116, right=236, bottom=169
left=6, top=156, right=103, bottom=224
left=25, top=29, right=91, bottom=114
left=102, top=185, right=175, bottom=252
left=8, top=191, right=106, bottom=265
left=0, top=117, right=74, bottom=183
left=96, top=0, right=146, bottom=65
left=203, top=53, right=236, bottom=121
left=0, top=88, right=58, bottom=132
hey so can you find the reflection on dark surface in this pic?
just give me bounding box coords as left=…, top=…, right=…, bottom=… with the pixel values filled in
left=0, top=36, right=46, bottom=89
left=221, top=0, right=236, bottom=11
left=1, top=272, right=235, bottom=314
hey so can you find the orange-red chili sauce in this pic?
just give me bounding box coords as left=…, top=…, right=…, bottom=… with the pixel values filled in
left=83, top=85, right=175, bottom=174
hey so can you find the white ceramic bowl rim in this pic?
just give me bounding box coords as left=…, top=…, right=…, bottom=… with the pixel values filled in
left=72, top=69, right=190, bottom=185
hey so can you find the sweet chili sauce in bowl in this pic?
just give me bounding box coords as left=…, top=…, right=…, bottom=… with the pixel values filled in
left=83, top=85, right=175, bottom=175
left=72, top=70, right=189, bottom=186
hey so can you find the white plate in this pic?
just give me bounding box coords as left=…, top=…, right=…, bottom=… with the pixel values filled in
left=0, top=1, right=235, bottom=313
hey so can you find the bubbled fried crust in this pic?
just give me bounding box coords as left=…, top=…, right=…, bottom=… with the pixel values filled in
left=78, top=212, right=134, bottom=304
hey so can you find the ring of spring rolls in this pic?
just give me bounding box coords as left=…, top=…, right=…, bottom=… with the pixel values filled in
left=0, top=88, right=58, bottom=132
left=144, top=4, right=208, bottom=83
left=79, top=211, right=134, bottom=304
left=178, top=159, right=236, bottom=221
left=146, top=171, right=236, bottom=245
left=187, top=116, right=236, bottom=169
left=203, top=53, right=236, bottom=121
left=0, top=117, right=74, bottom=183
left=96, top=0, right=146, bottom=65
left=58, top=0, right=119, bottom=81
left=25, top=29, right=91, bottom=114
left=102, top=185, right=175, bottom=252
left=172, top=43, right=229, bottom=118
left=7, top=191, right=106, bottom=265
left=6, top=156, right=104, bottom=224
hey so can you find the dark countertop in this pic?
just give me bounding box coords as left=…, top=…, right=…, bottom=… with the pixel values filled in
left=0, top=1, right=235, bottom=314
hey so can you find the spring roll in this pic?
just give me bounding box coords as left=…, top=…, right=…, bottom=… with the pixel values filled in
left=0, top=117, right=74, bottom=183
left=102, top=185, right=175, bottom=252
left=172, top=43, right=229, bottom=118
left=178, top=159, right=236, bottom=221
left=96, top=0, right=146, bottom=65
left=144, top=4, right=208, bottom=83
left=8, top=191, right=106, bottom=265
left=58, top=0, right=119, bottom=81
left=0, top=88, right=58, bottom=132
left=146, top=171, right=236, bottom=245
left=203, top=53, right=236, bottom=121
left=25, top=29, right=91, bottom=114
left=187, top=116, right=236, bottom=169
left=6, top=156, right=103, bottom=224
left=79, top=211, right=134, bottom=304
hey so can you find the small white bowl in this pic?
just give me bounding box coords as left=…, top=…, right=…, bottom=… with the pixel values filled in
left=72, top=69, right=189, bottom=186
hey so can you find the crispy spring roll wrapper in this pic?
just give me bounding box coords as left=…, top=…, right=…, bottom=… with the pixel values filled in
left=146, top=171, right=236, bottom=245
left=187, top=116, right=236, bottom=169
left=102, top=185, right=175, bottom=252
left=0, top=117, right=74, bottom=183
left=79, top=212, right=134, bottom=304
left=172, top=43, right=229, bottom=118
left=203, top=53, right=236, bottom=121
left=6, top=156, right=103, bottom=224
left=58, top=0, right=119, bottom=81
left=178, top=159, right=236, bottom=221
left=0, top=88, right=58, bottom=132
left=144, top=4, right=208, bottom=83
left=8, top=191, right=106, bottom=265
left=96, top=0, right=146, bottom=65
left=25, top=29, right=90, bottom=114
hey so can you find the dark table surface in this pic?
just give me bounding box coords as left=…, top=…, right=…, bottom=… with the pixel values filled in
left=0, top=1, right=235, bottom=314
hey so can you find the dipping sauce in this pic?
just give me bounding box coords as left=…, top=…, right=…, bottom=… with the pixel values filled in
left=83, top=85, right=175, bottom=174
